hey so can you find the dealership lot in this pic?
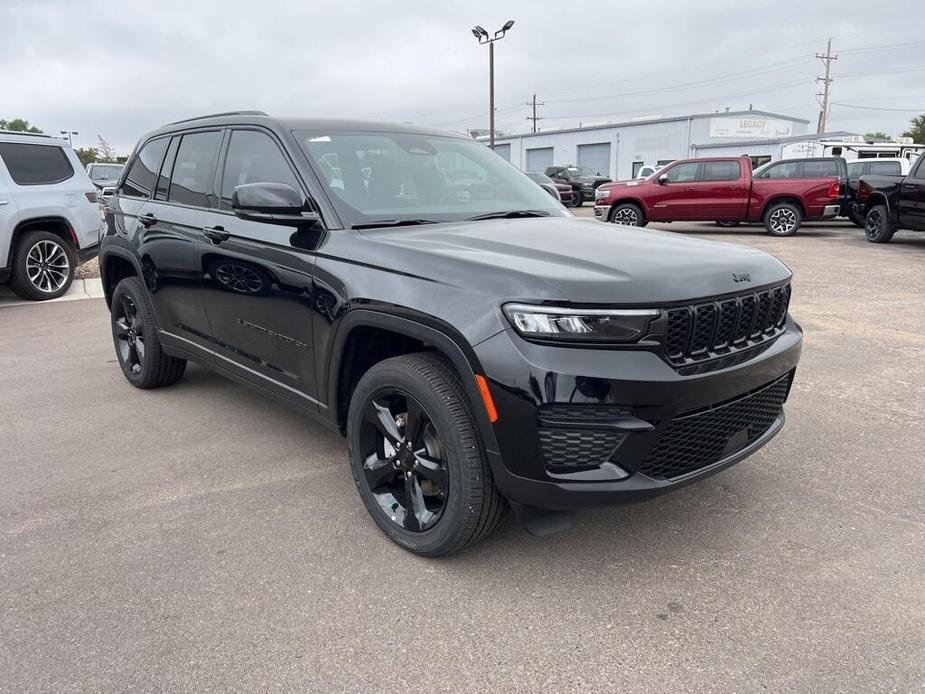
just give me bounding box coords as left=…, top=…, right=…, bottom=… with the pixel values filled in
left=1, top=219, right=923, bottom=691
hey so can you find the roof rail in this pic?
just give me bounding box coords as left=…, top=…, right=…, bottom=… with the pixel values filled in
left=163, top=110, right=269, bottom=127
left=0, top=130, right=53, bottom=139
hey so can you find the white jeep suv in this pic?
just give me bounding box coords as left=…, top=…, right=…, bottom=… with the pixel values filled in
left=0, top=131, right=101, bottom=300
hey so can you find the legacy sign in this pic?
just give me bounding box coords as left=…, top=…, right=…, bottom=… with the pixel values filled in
left=709, top=117, right=793, bottom=139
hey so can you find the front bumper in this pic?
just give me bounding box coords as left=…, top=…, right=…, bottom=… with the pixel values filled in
left=475, top=320, right=802, bottom=510
left=593, top=204, right=608, bottom=220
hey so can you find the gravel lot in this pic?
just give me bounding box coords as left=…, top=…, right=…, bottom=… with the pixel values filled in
left=1, top=216, right=923, bottom=692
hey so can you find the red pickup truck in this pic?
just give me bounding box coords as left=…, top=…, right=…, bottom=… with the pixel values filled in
left=593, top=156, right=841, bottom=236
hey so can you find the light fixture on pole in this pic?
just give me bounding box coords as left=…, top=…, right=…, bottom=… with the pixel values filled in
left=471, top=20, right=515, bottom=150
left=59, top=130, right=78, bottom=147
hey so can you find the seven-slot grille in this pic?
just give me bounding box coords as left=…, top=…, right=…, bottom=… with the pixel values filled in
left=663, top=284, right=790, bottom=366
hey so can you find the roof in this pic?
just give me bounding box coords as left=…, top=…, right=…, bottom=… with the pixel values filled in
left=0, top=130, right=58, bottom=144
left=692, top=130, right=863, bottom=149
left=493, top=110, right=811, bottom=142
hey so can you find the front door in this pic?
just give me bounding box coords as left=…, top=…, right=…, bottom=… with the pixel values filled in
left=646, top=161, right=700, bottom=221
left=898, top=157, right=925, bottom=230
left=196, top=127, right=321, bottom=408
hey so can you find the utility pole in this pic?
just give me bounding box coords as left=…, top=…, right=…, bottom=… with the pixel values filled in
left=816, top=38, right=837, bottom=134
left=525, top=93, right=544, bottom=133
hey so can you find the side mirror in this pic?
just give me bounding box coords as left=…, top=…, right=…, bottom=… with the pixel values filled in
left=657, top=174, right=669, bottom=185
left=232, top=182, right=319, bottom=227
left=100, top=186, right=116, bottom=197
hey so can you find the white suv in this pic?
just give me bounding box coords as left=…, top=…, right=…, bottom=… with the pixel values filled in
left=0, top=131, right=101, bottom=300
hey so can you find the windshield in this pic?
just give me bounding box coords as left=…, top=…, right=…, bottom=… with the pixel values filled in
left=89, top=164, right=123, bottom=180
left=296, top=130, right=565, bottom=227
left=567, top=166, right=596, bottom=177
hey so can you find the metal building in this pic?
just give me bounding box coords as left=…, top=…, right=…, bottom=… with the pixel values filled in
left=491, top=109, right=811, bottom=180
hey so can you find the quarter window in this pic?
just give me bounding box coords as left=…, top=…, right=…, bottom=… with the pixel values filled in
left=220, top=130, right=301, bottom=209
left=122, top=138, right=168, bottom=198
left=701, top=161, right=741, bottom=181
left=169, top=131, right=222, bottom=208
left=664, top=162, right=698, bottom=183
left=867, top=161, right=901, bottom=175
left=0, top=143, right=74, bottom=185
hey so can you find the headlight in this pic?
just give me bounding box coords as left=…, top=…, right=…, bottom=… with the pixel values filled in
left=595, top=188, right=610, bottom=199
left=503, top=304, right=658, bottom=343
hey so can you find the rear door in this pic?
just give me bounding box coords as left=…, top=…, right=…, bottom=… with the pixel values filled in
left=698, top=160, right=749, bottom=219
left=197, top=127, right=321, bottom=407
left=898, top=155, right=925, bottom=230
left=0, top=158, right=20, bottom=269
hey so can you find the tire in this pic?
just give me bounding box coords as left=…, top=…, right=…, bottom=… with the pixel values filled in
left=609, top=203, right=646, bottom=227
left=571, top=189, right=583, bottom=207
left=9, top=230, right=77, bottom=301
left=347, top=353, right=505, bottom=557
left=715, top=220, right=740, bottom=228
left=864, top=204, right=895, bottom=244
left=763, top=202, right=802, bottom=236
left=110, top=276, right=186, bottom=389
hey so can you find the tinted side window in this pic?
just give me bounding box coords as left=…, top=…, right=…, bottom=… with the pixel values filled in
left=0, top=143, right=74, bottom=185
left=169, top=131, right=222, bottom=208
left=701, top=161, right=741, bottom=181
left=847, top=162, right=864, bottom=180
left=220, top=130, right=300, bottom=209
left=123, top=138, right=169, bottom=198
left=761, top=162, right=800, bottom=179
left=155, top=137, right=180, bottom=201
left=803, top=160, right=838, bottom=177
left=867, top=161, right=901, bottom=176
left=912, top=156, right=925, bottom=180
left=665, top=162, right=698, bottom=183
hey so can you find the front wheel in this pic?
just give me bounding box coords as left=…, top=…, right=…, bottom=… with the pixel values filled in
left=763, top=202, right=802, bottom=236
left=610, top=203, right=646, bottom=227
left=347, top=353, right=505, bottom=556
left=864, top=205, right=895, bottom=243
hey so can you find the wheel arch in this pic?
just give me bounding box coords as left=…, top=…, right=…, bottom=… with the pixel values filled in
left=865, top=192, right=890, bottom=216
left=760, top=196, right=806, bottom=219
left=327, top=310, right=501, bottom=455
left=100, top=247, right=143, bottom=308
left=608, top=197, right=647, bottom=219
left=12, top=216, right=78, bottom=251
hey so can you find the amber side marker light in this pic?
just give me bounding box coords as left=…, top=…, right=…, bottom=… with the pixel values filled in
left=475, top=375, right=499, bottom=423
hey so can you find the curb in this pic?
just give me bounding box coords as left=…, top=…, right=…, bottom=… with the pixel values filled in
left=0, top=278, right=104, bottom=308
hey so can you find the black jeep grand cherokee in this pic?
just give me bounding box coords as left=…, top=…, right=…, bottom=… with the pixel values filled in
left=100, top=112, right=801, bottom=556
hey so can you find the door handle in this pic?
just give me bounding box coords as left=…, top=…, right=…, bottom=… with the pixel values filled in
left=682, top=187, right=696, bottom=192
left=138, top=212, right=157, bottom=228
left=203, top=226, right=230, bottom=243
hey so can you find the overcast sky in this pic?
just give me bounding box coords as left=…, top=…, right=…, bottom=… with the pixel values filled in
left=3, top=0, right=924, bottom=154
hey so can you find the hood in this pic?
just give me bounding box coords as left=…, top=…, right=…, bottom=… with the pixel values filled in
left=364, top=217, right=791, bottom=305
left=575, top=176, right=610, bottom=186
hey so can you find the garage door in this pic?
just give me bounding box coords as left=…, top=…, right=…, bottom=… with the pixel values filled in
left=525, top=147, right=554, bottom=173
left=493, top=143, right=511, bottom=162
left=577, top=143, right=611, bottom=177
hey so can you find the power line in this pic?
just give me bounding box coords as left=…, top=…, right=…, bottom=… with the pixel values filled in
left=525, top=93, right=544, bottom=133
left=816, top=38, right=838, bottom=134
left=831, top=103, right=925, bottom=112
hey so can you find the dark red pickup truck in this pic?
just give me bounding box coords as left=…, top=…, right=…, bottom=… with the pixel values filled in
left=594, top=155, right=841, bottom=236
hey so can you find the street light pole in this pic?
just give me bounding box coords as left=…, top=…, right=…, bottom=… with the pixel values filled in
left=59, top=130, right=78, bottom=147
left=471, top=20, right=514, bottom=151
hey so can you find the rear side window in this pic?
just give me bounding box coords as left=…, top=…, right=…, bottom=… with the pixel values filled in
left=0, top=143, right=74, bottom=185
left=154, top=137, right=180, bottom=201
left=912, top=156, right=925, bottom=180
left=847, top=162, right=864, bottom=180
left=761, top=162, right=800, bottom=179
left=802, top=160, right=839, bottom=178
left=867, top=161, right=901, bottom=176
left=122, top=138, right=169, bottom=198
left=701, top=161, right=741, bottom=181
left=169, top=131, right=222, bottom=208
left=664, top=162, right=698, bottom=183
left=220, top=130, right=300, bottom=209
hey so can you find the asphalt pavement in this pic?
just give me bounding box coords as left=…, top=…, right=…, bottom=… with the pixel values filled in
left=1, top=217, right=923, bottom=692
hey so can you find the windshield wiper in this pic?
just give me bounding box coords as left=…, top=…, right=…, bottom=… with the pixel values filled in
left=466, top=210, right=552, bottom=221
left=352, top=218, right=440, bottom=230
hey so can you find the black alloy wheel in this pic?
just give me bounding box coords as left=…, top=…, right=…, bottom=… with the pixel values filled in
left=114, top=293, right=145, bottom=375
left=864, top=205, right=895, bottom=243
left=358, top=390, right=449, bottom=532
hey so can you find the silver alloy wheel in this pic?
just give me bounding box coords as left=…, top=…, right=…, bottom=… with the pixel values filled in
left=768, top=208, right=797, bottom=234
left=25, top=240, right=71, bottom=293
left=612, top=207, right=640, bottom=225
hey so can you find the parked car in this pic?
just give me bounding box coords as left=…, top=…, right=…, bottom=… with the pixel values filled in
left=0, top=130, right=101, bottom=300
left=594, top=155, right=841, bottom=236
left=856, top=153, right=925, bottom=242
left=86, top=162, right=124, bottom=190
left=100, top=112, right=802, bottom=556
left=545, top=165, right=611, bottom=206
left=846, top=158, right=915, bottom=227
left=525, top=172, right=574, bottom=205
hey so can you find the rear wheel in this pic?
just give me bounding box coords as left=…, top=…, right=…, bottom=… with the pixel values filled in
left=110, top=277, right=186, bottom=388
left=763, top=202, right=802, bottom=236
left=347, top=353, right=504, bottom=556
left=864, top=205, right=895, bottom=243
left=715, top=220, right=740, bottom=228
left=9, top=230, right=76, bottom=301
left=610, top=203, right=646, bottom=227
left=571, top=189, right=583, bottom=207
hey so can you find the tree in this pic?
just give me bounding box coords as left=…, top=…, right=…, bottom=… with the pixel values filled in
left=0, top=117, right=42, bottom=133
left=74, top=147, right=99, bottom=167
left=902, top=114, right=925, bottom=144
left=864, top=131, right=892, bottom=142
left=96, top=135, right=116, bottom=161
